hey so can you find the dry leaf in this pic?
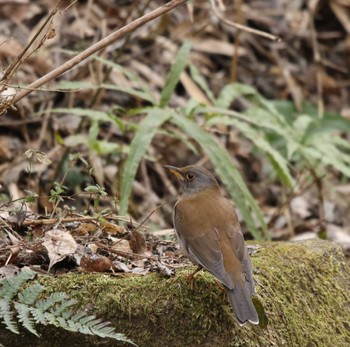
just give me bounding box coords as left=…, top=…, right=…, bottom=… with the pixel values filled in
left=129, top=230, right=146, bottom=254
left=71, top=222, right=97, bottom=236
left=157, top=261, right=175, bottom=277
left=43, top=229, right=77, bottom=271
left=113, top=259, right=131, bottom=272
left=101, top=221, right=124, bottom=235
left=80, top=255, right=113, bottom=272
left=111, top=238, right=132, bottom=253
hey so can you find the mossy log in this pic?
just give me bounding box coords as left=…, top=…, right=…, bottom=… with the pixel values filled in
left=1, top=239, right=350, bottom=347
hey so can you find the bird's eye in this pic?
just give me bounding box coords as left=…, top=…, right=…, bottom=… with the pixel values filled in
left=187, top=173, right=195, bottom=180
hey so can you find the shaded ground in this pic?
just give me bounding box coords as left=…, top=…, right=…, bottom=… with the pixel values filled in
left=1, top=239, right=350, bottom=346
left=0, top=0, right=350, bottom=308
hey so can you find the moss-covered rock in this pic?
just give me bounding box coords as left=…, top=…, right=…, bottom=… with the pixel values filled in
left=1, top=239, right=350, bottom=346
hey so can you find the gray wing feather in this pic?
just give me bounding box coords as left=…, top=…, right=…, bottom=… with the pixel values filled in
left=176, top=229, right=235, bottom=289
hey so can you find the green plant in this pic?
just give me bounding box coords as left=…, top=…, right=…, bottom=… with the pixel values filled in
left=49, top=181, right=67, bottom=214
left=49, top=41, right=350, bottom=240
left=0, top=268, right=136, bottom=345
left=49, top=43, right=268, bottom=239
left=117, top=41, right=270, bottom=239
left=84, top=184, right=108, bottom=208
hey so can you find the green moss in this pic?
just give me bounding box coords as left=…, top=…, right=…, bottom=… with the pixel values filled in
left=41, top=269, right=235, bottom=346
left=1, top=239, right=349, bottom=347
left=250, top=240, right=350, bottom=347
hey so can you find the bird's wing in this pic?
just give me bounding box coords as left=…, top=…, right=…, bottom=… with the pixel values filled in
left=174, top=200, right=235, bottom=289
left=225, top=222, right=256, bottom=295
left=183, top=228, right=235, bottom=289
left=174, top=195, right=255, bottom=293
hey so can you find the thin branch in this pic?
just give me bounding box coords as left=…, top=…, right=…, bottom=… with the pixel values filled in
left=134, top=203, right=164, bottom=232
left=19, top=215, right=146, bottom=228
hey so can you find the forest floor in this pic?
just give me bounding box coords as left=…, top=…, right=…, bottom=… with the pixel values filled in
left=0, top=0, right=349, bottom=278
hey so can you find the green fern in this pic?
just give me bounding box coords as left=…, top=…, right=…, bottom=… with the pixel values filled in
left=0, top=268, right=136, bottom=345
left=0, top=299, right=18, bottom=334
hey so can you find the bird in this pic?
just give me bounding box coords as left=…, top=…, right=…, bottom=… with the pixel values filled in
left=164, top=165, right=259, bottom=325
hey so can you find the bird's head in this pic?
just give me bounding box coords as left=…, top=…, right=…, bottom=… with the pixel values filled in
left=164, top=165, right=219, bottom=195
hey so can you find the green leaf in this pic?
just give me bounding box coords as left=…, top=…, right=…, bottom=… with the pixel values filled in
left=119, top=108, right=173, bottom=216
left=63, top=134, right=88, bottom=147
left=183, top=98, right=202, bottom=118
left=216, top=83, right=255, bottom=109
left=328, top=136, right=350, bottom=150
left=85, top=185, right=100, bottom=193
left=170, top=113, right=268, bottom=239
left=93, top=56, right=154, bottom=101
left=303, top=113, right=350, bottom=140
left=305, top=142, right=350, bottom=177
left=53, top=81, right=97, bottom=90
left=189, top=64, right=215, bottom=104
left=88, top=119, right=99, bottom=150
left=0, top=268, right=36, bottom=299
left=159, top=41, right=192, bottom=107
left=102, top=84, right=155, bottom=104
left=271, top=100, right=296, bottom=123
left=206, top=116, right=294, bottom=188
left=51, top=108, right=114, bottom=122
left=199, top=105, right=293, bottom=138
left=94, top=140, right=121, bottom=155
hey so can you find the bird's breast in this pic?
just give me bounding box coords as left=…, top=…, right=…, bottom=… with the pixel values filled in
left=174, top=190, right=234, bottom=239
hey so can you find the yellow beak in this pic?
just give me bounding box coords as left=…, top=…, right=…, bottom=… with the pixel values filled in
left=163, top=165, right=184, bottom=181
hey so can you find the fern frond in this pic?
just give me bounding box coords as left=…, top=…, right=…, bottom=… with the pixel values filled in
left=43, top=311, right=58, bottom=325
left=0, top=299, right=19, bottom=334
left=35, top=292, right=68, bottom=311
left=49, top=298, right=77, bottom=316
left=78, top=315, right=137, bottom=345
left=31, top=307, right=49, bottom=325
left=0, top=269, right=35, bottom=300
left=14, top=302, right=39, bottom=337
left=18, top=283, right=45, bottom=305
left=0, top=269, right=136, bottom=345
left=56, top=316, right=70, bottom=329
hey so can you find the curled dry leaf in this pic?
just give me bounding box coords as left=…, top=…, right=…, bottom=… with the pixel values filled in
left=0, top=86, right=16, bottom=104
left=0, top=86, right=16, bottom=115
left=129, top=230, right=146, bottom=254
left=110, top=238, right=132, bottom=253
left=71, top=222, right=97, bottom=236
left=5, top=245, right=20, bottom=265
left=113, top=259, right=131, bottom=273
left=131, top=267, right=150, bottom=275
left=42, top=229, right=77, bottom=271
left=157, top=261, right=175, bottom=278
left=101, top=221, right=124, bottom=235
left=113, top=260, right=150, bottom=275
left=80, top=255, right=113, bottom=273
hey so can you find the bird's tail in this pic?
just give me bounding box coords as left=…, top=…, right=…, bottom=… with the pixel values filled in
left=225, top=284, right=259, bottom=325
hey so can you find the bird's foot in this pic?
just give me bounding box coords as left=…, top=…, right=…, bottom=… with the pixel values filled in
left=179, top=265, right=202, bottom=289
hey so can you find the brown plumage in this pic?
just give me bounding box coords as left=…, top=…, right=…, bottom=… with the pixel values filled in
left=164, top=165, right=259, bottom=325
